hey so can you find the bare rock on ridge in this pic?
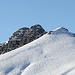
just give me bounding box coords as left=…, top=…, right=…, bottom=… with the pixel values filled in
left=0, top=24, right=47, bottom=54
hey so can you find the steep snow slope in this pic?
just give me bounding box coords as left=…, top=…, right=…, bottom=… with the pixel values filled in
left=0, top=27, right=75, bottom=75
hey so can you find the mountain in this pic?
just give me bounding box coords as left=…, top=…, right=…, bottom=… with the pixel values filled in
left=0, top=43, right=3, bottom=50
left=0, top=26, right=75, bottom=75
left=0, top=24, right=47, bottom=54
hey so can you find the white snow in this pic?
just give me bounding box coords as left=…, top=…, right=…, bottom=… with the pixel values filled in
left=0, top=27, right=75, bottom=75
left=51, top=26, right=69, bottom=34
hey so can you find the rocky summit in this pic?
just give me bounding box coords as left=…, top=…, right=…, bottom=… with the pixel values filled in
left=0, top=24, right=47, bottom=54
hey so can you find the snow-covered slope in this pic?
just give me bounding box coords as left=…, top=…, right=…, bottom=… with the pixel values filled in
left=0, top=27, right=75, bottom=75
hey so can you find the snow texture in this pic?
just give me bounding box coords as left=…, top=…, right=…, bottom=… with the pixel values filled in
left=0, top=27, right=75, bottom=75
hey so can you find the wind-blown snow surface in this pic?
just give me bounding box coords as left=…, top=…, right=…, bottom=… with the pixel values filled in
left=0, top=27, right=75, bottom=75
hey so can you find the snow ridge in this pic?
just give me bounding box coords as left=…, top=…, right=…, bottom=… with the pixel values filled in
left=48, top=26, right=69, bottom=35
left=0, top=26, right=75, bottom=75
left=0, top=24, right=46, bottom=54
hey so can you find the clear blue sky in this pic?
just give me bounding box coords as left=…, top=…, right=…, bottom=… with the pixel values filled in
left=0, top=0, right=75, bottom=43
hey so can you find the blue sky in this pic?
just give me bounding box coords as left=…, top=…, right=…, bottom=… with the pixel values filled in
left=0, top=0, right=75, bottom=43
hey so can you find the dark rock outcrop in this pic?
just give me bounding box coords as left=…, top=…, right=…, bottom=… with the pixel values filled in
left=0, top=24, right=47, bottom=54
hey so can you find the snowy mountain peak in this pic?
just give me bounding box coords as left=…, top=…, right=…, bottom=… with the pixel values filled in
left=48, top=26, right=69, bottom=34
left=0, top=25, right=75, bottom=75
left=0, top=24, right=46, bottom=54
left=53, top=26, right=68, bottom=31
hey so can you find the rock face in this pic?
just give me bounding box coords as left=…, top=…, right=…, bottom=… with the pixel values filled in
left=0, top=44, right=3, bottom=50
left=0, top=24, right=47, bottom=54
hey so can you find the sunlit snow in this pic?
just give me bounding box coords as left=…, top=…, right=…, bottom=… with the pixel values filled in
left=0, top=27, right=75, bottom=75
